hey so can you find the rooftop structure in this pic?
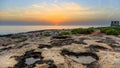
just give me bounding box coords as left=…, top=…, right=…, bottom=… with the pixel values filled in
left=111, top=21, right=119, bottom=27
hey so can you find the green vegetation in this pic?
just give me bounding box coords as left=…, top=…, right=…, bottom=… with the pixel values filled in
left=105, top=29, right=118, bottom=35
left=70, top=26, right=120, bottom=35
left=97, top=26, right=120, bottom=35
left=71, top=27, right=94, bottom=34
left=44, top=33, right=51, bottom=37
left=18, top=38, right=27, bottom=43
left=60, top=32, right=70, bottom=36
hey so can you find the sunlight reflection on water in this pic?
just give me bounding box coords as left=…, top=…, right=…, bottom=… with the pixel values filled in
left=0, top=25, right=94, bottom=35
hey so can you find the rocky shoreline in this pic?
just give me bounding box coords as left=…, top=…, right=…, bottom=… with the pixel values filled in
left=0, top=29, right=120, bottom=68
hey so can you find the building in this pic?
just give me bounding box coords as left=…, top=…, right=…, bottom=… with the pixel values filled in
left=111, top=21, right=119, bottom=27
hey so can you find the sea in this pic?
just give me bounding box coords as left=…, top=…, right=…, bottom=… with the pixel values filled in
left=0, top=25, right=100, bottom=35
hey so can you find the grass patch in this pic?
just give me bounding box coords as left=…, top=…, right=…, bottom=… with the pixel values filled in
left=97, top=26, right=120, bottom=35
left=71, top=27, right=94, bottom=34
left=44, top=33, right=51, bottom=37
left=60, top=32, right=70, bottom=36
left=105, top=29, right=118, bottom=35
left=71, top=26, right=120, bottom=35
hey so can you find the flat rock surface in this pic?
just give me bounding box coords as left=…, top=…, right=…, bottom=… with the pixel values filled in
left=0, top=33, right=120, bottom=68
left=68, top=56, right=96, bottom=64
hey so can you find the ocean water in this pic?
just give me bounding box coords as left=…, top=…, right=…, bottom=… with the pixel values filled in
left=0, top=25, right=92, bottom=35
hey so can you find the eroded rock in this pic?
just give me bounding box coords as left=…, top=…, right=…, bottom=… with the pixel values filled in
left=61, top=49, right=99, bottom=64
left=14, top=50, right=43, bottom=68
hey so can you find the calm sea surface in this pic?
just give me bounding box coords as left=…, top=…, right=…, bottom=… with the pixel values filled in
left=0, top=25, right=96, bottom=35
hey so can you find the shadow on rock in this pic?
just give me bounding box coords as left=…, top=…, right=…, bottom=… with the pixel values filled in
left=61, top=49, right=99, bottom=65
left=38, top=44, right=52, bottom=49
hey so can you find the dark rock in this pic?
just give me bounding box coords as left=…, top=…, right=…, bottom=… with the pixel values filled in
left=13, top=49, right=57, bottom=68
left=51, top=36, right=71, bottom=39
left=48, top=64, right=57, bottom=68
left=0, top=34, right=13, bottom=37
left=15, top=43, right=30, bottom=49
left=96, top=37, right=118, bottom=45
left=86, top=61, right=100, bottom=68
left=14, top=50, right=43, bottom=68
left=110, top=44, right=120, bottom=52
left=89, top=44, right=109, bottom=52
left=34, top=60, right=44, bottom=64
left=45, top=60, right=54, bottom=65
left=22, top=43, right=30, bottom=46
left=51, top=39, right=73, bottom=47
left=0, top=47, right=12, bottom=52
left=73, top=38, right=88, bottom=45
left=39, top=44, right=52, bottom=49
left=61, top=49, right=99, bottom=61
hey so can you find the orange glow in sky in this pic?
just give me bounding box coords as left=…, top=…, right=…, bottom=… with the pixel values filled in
left=0, top=2, right=101, bottom=25
left=1, top=0, right=120, bottom=25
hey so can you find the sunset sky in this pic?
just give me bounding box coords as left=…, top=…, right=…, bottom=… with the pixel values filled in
left=0, top=0, right=120, bottom=25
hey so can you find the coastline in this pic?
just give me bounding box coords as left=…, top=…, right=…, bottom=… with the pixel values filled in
left=0, top=27, right=120, bottom=68
left=0, top=25, right=104, bottom=35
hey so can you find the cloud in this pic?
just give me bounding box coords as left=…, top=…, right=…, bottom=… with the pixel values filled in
left=0, top=2, right=103, bottom=24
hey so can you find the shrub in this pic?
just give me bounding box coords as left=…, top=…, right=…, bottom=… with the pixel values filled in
left=71, top=28, right=94, bottom=34
left=114, top=26, right=120, bottom=33
left=44, top=33, right=51, bottom=37
left=60, top=32, right=69, bottom=36
left=105, top=29, right=118, bottom=35
left=99, top=27, right=111, bottom=33
left=97, top=26, right=119, bottom=35
left=71, top=28, right=83, bottom=34
left=86, top=27, right=94, bottom=34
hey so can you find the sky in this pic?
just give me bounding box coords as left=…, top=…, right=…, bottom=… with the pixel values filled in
left=0, top=0, right=120, bottom=26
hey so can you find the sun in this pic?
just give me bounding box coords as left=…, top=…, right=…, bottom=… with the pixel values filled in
left=42, top=13, right=69, bottom=25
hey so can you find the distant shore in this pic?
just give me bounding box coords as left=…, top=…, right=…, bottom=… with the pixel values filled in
left=0, top=26, right=120, bottom=37
left=0, top=25, right=108, bottom=35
